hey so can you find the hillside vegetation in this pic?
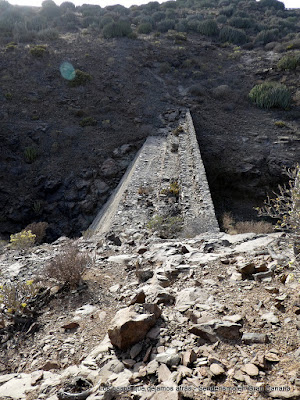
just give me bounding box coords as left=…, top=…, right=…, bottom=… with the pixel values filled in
left=0, top=0, right=299, bottom=45
left=0, top=0, right=299, bottom=241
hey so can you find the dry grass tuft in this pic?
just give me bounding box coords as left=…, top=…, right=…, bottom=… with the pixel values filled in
left=222, top=212, right=273, bottom=234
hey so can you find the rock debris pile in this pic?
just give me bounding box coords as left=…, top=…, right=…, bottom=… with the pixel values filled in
left=0, top=229, right=299, bottom=400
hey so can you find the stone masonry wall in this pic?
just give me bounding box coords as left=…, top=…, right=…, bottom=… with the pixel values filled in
left=179, top=111, right=219, bottom=235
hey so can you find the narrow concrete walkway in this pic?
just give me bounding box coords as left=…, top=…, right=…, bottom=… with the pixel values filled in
left=90, top=110, right=219, bottom=236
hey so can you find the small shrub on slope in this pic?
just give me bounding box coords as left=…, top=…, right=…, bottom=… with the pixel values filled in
left=137, top=23, right=152, bottom=34
left=257, top=165, right=299, bottom=238
left=277, top=53, right=300, bottom=70
left=79, top=117, right=97, bottom=127
left=157, top=19, right=175, bottom=33
left=219, top=26, right=247, bottom=45
left=257, top=165, right=300, bottom=271
left=0, top=280, right=40, bottom=320
left=197, top=20, right=219, bottom=36
left=222, top=213, right=273, bottom=234
left=255, top=28, right=279, bottom=45
left=102, top=21, right=132, bottom=38
left=249, top=82, right=291, bottom=109
left=45, top=245, right=94, bottom=288
left=24, top=146, right=38, bottom=163
left=259, top=0, right=285, bottom=11
left=10, top=230, right=36, bottom=249
left=68, top=69, right=91, bottom=87
left=147, top=215, right=183, bottom=238
left=25, top=222, right=48, bottom=244
left=30, top=45, right=47, bottom=57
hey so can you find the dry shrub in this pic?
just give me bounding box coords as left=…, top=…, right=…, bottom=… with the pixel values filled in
left=138, top=186, right=153, bottom=195
left=222, top=212, right=235, bottom=233
left=25, top=222, right=49, bottom=244
left=257, top=164, right=299, bottom=259
left=45, top=246, right=93, bottom=288
left=222, top=212, right=273, bottom=234
left=234, top=221, right=274, bottom=234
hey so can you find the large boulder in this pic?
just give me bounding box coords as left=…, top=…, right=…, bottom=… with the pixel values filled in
left=189, top=319, right=242, bottom=342
left=108, top=304, right=161, bottom=350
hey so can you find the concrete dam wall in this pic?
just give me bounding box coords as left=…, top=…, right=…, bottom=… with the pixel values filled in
left=90, top=110, right=219, bottom=237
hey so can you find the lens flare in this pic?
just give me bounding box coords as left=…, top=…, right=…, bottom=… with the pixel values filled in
left=60, top=62, right=75, bottom=81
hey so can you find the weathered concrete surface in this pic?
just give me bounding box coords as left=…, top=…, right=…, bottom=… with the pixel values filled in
left=90, top=135, right=167, bottom=234
left=90, top=110, right=219, bottom=236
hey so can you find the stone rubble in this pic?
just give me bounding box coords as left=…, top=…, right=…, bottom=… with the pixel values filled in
left=0, top=226, right=299, bottom=400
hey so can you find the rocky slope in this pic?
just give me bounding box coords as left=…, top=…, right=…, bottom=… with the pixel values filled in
left=1, top=29, right=300, bottom=240
left=0, top=228, right=299, bottom=400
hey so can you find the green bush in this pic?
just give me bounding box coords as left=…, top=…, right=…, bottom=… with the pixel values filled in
left=187, top=20, right=200, bottom=32
left=220, top=5, right=235, bottom=17
left=197, top=19, right=219, bottom=36
left=79, top=3, right=102, bottom=17
left=166, top=30, right=187, bottom=42
left=286, top=39, right=300, bottom=51
left=24, top=146, right=38, bottom=163
left=152, top=11, right=166, bottom=22
left=140, top=16, right=154, bottom=25
left=81, top=15, right=99, bottom=28
left=219, top=26, right=247, bottom=44
left=166, top=9, right=176, bottom=20
left=216, top=15, right=227, bottom=24
left=229, top=17, right=253, bottom=29
left=255, top=28, right=279, bottom=44
left=277, top=53, right=300, bottom=70
left=79, top=117, right=97, bottom=127
left=68, top=69, right=91, bottom=87
left=274, top=120, right=287, bottom=127
left=162, top=0, right=177, bottom=9
left=102, top=21, right=132, bottom=38
left=5, top=92, right=12, bottom=100
left=5, top=42, right=16, bottom=51
left=259, top=0, right=285, bottom=11
left=60, top=1, right=76, bottom=12
left=249, top=82, right=291, bottom=109
left=156, top=19, right=175, bottom=33
left=40, top=0, right=61, bottom=20
left=29, top=45, right=47, bottom=57
left=36, top=28, right=59, bottom=40
left=99, top=16, right=113, bottom=29
left=175, top=21, right=188, bottom=32
left=147, top=215, right=183, bottom=238
left=137, top=22, right=152, bottom=34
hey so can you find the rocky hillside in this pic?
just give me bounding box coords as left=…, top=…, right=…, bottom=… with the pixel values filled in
left=0, top=228, right=299, bottom=399
left=0, top=0, right=300, bottom=241
left=0, top=1, right=300, bottom=397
